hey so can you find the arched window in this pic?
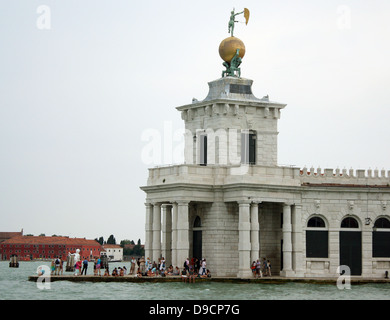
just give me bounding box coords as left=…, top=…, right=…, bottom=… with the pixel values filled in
left=193, top=216, right=201, bottom=228
left=374, top=217, right=390, bottom=229
left=307, top=216, right=326, bottom=228
left=306, top=216, right=328, bottom=258
left=341, top=217, right=359, bottom=229
left=373, top=217, right=390, bottom=258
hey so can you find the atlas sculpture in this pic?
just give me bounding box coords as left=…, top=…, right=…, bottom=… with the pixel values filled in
left=220, top=8, right=250, bottom=78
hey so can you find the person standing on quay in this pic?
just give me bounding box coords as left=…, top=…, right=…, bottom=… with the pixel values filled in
left=160, top=257, right=166, bottom=274
left=140, top=256, right=146, bottom=275
left=130, top=256, right=136, bottom=275
left=256, top=259, right=262, bottom=278
left=50, top=259, right=55, bottom=275
left=96, top=256, right=101, bottom=276
left=201, top=258, right=207, bottom=275
left=267, top=260, right=272, bottom=276
left=74, top=259, right=82, bottom=276
left=54, top=256, right=61, bottom=275
left=251, top=261, right=256, bottom=277
left=81, top=258, right=88, bottom=275
left=262, top=258, right=267, bottom=276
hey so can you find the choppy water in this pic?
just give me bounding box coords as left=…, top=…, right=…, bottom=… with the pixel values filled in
left=0, top=261, right=389, bottom=300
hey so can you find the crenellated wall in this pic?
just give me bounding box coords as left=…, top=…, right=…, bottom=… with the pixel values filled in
left=300, top=166, right=390, bottom=186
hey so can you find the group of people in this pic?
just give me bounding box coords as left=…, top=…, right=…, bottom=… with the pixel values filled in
left=49, top=255, right=212, bottom=279
left=106, top=266, right=127, bottom=276
left=131, top=256, right=210, bottom=280
left=50, top=257, right=63, bottom=275
left=251, top=258, right=272, bottom=278
left=74, top=257, right=90, bottom=275
left=181, top=257, right=210, bottom=283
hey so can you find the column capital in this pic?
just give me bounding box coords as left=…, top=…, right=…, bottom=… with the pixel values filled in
left=161, top=203, right=172, bottom=208
left=150, top=202, right=162, bottom=207
left=283, top=202, right=294, bottom=207
left=177, top=201, right=190, bottom=206
left=237, top=200, right=252, bottom=206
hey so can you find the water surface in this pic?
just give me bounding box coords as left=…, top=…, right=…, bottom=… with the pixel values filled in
left=1, top=261, right=389, bottom=300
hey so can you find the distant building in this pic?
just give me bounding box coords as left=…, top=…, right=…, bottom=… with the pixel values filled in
left=102, top=244, right=123, bottom=262
left=0, top=235, right=102, bottom=261
left=123, top=243, right=145, bottom=251
left=0, top=230, right=23, bottom=243
left=123, top=243, right=145, bottom=260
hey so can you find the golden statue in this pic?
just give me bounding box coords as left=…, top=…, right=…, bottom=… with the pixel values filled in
left=219, top=8, right=250, bottom=78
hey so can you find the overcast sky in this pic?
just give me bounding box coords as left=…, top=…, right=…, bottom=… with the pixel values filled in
left=0, top=0, right=389, bottom=243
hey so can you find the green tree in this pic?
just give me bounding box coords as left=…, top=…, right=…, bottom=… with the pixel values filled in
left=107, top=234, right=116, bottom=245
left=121, top=239, right=144, bottom=256
left=132, top=239, right=144, bottom=256
left=120, top=239, right=133, bottom=247
left=95, top=237, right=104, bottom=245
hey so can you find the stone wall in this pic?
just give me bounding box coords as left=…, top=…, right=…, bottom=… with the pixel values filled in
left=301, top=185, right=390, bottom=278
left=197, top=202, right=239, bottom=277
left=259, top=203, right=283, bottom=274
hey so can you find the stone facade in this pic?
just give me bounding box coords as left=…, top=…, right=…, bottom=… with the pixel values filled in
left=140, top=76, right=390, bottom=278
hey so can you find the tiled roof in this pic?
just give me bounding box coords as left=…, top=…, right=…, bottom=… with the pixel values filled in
left=0, top=232, right=23, bottom=242
left=103, top=244, right=122, bottom=248
left=1, top=235, right=101, bottom=246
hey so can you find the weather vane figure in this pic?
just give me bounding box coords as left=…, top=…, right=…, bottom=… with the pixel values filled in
left=219, top=8, right=250, bottom=78
left=228, top=8, right=250, bottom=37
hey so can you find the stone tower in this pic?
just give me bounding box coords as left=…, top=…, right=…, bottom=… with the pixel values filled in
left=177, top=77, right=286, bottom=169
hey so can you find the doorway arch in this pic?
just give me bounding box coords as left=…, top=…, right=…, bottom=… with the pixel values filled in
left=339, top=216, right=362, bottom=276
left=192, top=216, right=202, bottom=261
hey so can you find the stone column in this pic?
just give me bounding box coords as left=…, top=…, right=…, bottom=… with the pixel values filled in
left=161, top=204, right=172, bottom=266
left=250, top=202, right=260, bottom=263
left=176, top=201, right=190, bottom=267
left=281, top=203, right=293, bottom=277
left=328, top=226, right=339, bottom=276
left=171, top=202, right=178, bottom=268
left=152, top=203, right=161, bottom=263
left=144, top=203, right=153, bottom=261
left=362, top=221, right=373, bottom=277
left=292, top=204, right=304, bottom=276
left=238, top=201, right=252, bottom=278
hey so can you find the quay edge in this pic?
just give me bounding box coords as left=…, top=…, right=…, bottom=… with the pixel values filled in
left=27, top=275, right=390, bottom=285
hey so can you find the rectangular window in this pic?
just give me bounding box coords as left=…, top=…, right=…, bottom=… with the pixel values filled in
left=306, top=231, right=329, bottom=258
left=199, top=134, right=207, bottom=166
left=241, top=132, right=256, bottom=165
left=373, top=232, right=390, bottom=258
